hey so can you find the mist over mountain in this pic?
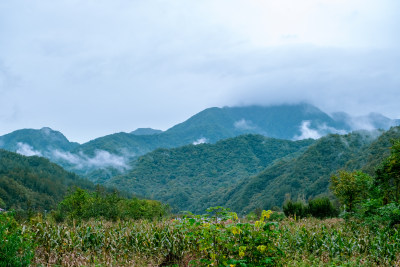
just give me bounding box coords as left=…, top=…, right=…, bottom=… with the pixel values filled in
left=0, top=149, right=95, bottom=211
left=0, top=127, right=79, bottom=155
left=0, top=103, right=397, bottom=183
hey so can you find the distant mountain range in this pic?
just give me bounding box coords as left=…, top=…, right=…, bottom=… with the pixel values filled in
left=0, top=103, right=398, bottom=183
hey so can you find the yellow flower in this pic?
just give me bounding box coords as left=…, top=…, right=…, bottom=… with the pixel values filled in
left=257, top=245, right=267, bottom=253
left=231, top=226, right=241, bottom=235
left=239, top=245, right=246, bottom=257
left=255, top=220, right=264, bottom=228
left=261, top=210, right=272, bottom=222
left=203, top=222, right=210, bottom=228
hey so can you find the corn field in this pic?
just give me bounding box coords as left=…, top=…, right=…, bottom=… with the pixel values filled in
left=3, top=212, right=400, bottom=266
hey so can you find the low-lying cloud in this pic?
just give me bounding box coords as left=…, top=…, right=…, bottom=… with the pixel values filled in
left=293, top=121, right=347, bottom=140
left=234, top=119, right=256, bottom=130
left=52, top=149, right=129, bottom=171
left=16, top=142, right=42, bottom=157
left=193, top=138, right=208, bottom=145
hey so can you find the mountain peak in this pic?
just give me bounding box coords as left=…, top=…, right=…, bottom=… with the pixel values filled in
left=130, top=128, right=163, bottom=135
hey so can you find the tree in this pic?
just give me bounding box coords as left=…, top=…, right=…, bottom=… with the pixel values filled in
left=330, top=170, right=372, bottom=212
left=375, top=139, right=400, bottom=204
left=0, top=197, right=5, bottom=209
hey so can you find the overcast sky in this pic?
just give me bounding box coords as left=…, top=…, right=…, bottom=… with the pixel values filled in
left=0, top=0, right=399, bottom=143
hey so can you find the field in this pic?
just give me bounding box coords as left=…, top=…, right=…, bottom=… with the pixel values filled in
left=3, top=209, right=400, bottom=266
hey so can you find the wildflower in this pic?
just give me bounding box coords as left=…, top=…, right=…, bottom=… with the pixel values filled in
left=203, top=222, right=210, bottom=228
left=239, top=246, right=246, bottom=257
left=231, top=226, right=241, bottom=235
left=261, top=210, right=272, bottom=222
left=257, top=245, right=267, bottom=253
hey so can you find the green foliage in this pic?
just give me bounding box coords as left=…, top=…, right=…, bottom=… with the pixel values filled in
left=308, top=197, right=338, bottom=219
left=283, top=200, right=308, bottom=218
left=54, top=187, right=168, bottom=222
left=330, top=170, right=372, bottom=212
left=176, top=208, right=282, bottom=266
left=0, top=197, right=5, bottom=209
left=0, top=213, right=35, bottom=267
left=375, top=139, right=400, bottom=203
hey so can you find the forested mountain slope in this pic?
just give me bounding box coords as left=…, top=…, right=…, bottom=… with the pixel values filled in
left=215, top=127, right=400, bottom=213
left=106, top=135, right=315, bottom=212
left=0, top=149, right=95, bottom=211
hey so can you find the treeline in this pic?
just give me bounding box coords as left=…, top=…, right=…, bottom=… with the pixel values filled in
left=52, top=187, right=169, bottom=222
left=281, top=137, right=400, bottom=224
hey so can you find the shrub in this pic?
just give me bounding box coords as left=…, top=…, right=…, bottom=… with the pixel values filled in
left=308, top=197, right=338, bottom=219
left=283, top=200, right=308, bottom=218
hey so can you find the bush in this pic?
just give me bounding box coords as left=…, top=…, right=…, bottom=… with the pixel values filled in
left=0, top=213, right=35, bottom=266
left=53, top=187, right=169, bottom=222
left=283, top=200, right=308, bottom=218
left=308, top=197, right=338, bottom=219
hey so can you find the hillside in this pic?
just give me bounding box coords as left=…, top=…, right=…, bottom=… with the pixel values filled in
left=214, top=127, right=400, bottom=213
left=0, top=149, right=95, bottom=211
left=107, top=135, right=315, bottom=212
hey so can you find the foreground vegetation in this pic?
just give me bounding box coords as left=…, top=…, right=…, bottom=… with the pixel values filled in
left=3, top=209, right=400, bottom=266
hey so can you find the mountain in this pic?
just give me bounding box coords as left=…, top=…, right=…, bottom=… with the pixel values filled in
left=0, top=103, right=396, bottom=183
left=162, top=103, right=348, bottom=143
left=0, top=127, right=79, bottom=156
left=0, top=149, right=95, bottom=212
left=106, top=135, right=315, bottom=212
left=131, top=128, right=163, bottom=135
left=73, top=103, right=396, bottom=161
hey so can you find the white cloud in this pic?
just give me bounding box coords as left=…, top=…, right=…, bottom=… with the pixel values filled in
left=0, top=0, right=399, bottom=142
left=51, top=149, right=129, bottom=171
left=293, top=121, right=322, bottom=140
left=293, top=121, right=347, bottom=140
left=193, top=138, right=208, bottom=145
left=16, top=142, right=42, bottom=157
left=234, top=119, right=255, bottom=130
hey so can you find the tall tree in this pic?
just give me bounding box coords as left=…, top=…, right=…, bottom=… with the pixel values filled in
left=375, top=139, right=400, bottom=204
left=330, top=170, right=372, bottom=212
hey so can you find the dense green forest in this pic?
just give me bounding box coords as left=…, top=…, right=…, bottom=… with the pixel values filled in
left=107, top=135, right=314, bottom=212
left=0, top=149, right=94, bottom=212
left=217, top=130, right=382, bottom=213
left=106, top=127, right=400, bottom=214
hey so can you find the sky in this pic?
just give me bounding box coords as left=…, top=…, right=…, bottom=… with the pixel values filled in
left=0, top=0, right=399, bottom=143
